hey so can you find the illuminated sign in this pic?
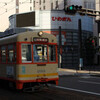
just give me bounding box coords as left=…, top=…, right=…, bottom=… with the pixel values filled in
left=52, top=17, right=72, bottom=22
left=33, top=38, right=48, bottom=42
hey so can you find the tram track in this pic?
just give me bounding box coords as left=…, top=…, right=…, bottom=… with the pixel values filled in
left=0, top=83, right=100, bottom=100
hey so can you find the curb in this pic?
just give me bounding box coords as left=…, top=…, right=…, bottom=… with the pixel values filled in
left=58, top=68, right=100, bottom=76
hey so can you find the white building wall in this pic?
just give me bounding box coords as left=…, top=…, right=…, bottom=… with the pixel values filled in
left=44, top=0, right=51, bottom=10
left=84, top=0, right=95, bottom=9
left=96, top=0, right=100, bottom=20
left=11, top=11, right=92, bottom=32
left=58, top=0, right=64, bottom=10
left=0, top=0, right=64, bottom=32
left=66, top=0, right=95, bottom=9
left=19, top=0, right=33, bottom=13
left=67, top=0, right=83, bottom=6
left=32, top=0, right=64, bottom=10
left=0, top=0, right=95, bottom=32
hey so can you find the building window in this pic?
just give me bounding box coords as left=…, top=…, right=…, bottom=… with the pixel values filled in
left=43, top=6, right=45, bottom=10
left=30, top=7, right=32, bottom=11
left=84, top=1, right=86, bottom=8
left=1, top=46, right=6, bottom=63
left=34, top=1, right=35, bottom=7
left=56, top=1, right=58, bottom=9
left=43, top=0, right=45, bottom=3
left=51, top=3, right=53, bottom=10
left=40, top=0, right=41, bottom=5
left=21, top=44, right=32, bottom=62
left=88, top=2, right=91, bottom=9
left=30, top=0, right=32, bottom=3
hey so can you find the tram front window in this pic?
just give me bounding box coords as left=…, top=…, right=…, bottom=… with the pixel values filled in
left=33, top=44, right=47, bottom=62
left=49, top=45, right=56, bottom=62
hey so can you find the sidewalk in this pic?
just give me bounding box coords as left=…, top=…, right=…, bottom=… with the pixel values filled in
left=58, top=68, right=100, bottom=76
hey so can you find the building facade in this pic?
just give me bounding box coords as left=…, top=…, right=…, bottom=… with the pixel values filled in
left=0, top=0, right=97, bottom=68
left=0, top=0, right=64, bottom=32
left=96, top=0, right=100, bottom=65
left=0, top=0, right=95, bottom=32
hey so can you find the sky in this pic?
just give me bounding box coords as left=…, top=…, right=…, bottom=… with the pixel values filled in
left=0, top=0, right=15, bottom=32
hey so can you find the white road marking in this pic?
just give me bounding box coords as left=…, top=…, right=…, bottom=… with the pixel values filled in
left=53, top=85, right=100, bottom=96
left=79, top=80, right=100, bottom=85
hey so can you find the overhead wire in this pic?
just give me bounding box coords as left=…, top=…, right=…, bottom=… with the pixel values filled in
left=0, top=0, right=32, bottom=16
left=0, top=0, right=14, bottom=9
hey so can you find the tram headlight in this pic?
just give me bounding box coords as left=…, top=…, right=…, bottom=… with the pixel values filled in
left=38, top=31, right=43, bottom=36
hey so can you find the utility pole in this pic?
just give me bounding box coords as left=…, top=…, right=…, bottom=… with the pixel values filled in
left=78, top=19, right=83, bottom=70
left=58, top=26, right=62, bottom=68
left=16, top=0, right=19, bottom=13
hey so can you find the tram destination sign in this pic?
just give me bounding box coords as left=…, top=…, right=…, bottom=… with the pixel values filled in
left=33, top=38, right=48, bottom=42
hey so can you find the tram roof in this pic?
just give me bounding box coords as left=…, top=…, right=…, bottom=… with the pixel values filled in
left=0, top=31, right=57, bottom=45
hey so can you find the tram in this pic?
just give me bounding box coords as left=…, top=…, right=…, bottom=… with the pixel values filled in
left=0, top=31, right=59, bottom=90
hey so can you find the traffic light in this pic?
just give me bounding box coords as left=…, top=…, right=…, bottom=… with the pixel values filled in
left=85, top=37, right=97, bottom=65
left=92, top=37, right=97, bottom=47
left=64, top=5, right=100, bottom=17
left=64, top=5, right=82, bottom=15
left=88, top=36, right=97, bottom=47
left=91, top=39, right=96, bottom=47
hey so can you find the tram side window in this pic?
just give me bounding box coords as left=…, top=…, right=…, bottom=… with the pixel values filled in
left=8, top=45, right=15, bottom=62
left=49, top=45, right=56, bottom=62
left=14, top=45, right=16, bottom=62
left=21, top=44, right=32, bottom=62
left=1, top=46, right=6, bottom=63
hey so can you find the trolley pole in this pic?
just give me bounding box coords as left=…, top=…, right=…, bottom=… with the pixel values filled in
left=58, top=26, right=62, bottom=68
left=78, top=19, right=83, bottom=70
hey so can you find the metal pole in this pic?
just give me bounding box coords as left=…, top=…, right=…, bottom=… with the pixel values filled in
left=97, top=21, right=100, bottom=65
left=78, top=19, right=83, bottom=70
left=58, top=26, right=62, bottom=68
left=64, top=0, right=67, bottom=8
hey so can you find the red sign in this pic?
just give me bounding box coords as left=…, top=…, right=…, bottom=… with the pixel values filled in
left=52, top=17, right=72, bottom=22
left=43, top=31, right=67, bottom=45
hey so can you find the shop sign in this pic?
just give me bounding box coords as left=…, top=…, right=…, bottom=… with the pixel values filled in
left=52, top=17, right=72, bottom=22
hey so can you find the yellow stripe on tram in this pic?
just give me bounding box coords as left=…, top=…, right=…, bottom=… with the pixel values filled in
left=18, top=73, right=58, bottom=78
